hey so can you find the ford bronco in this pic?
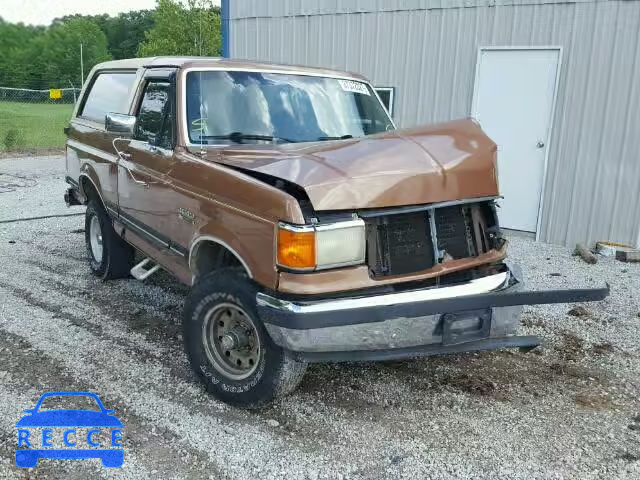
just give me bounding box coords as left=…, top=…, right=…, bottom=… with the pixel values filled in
left=64, top=57, right=608, bottom=408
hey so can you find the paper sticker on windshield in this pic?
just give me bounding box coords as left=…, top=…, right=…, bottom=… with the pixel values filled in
left=338, top=79, right=370, bottom=96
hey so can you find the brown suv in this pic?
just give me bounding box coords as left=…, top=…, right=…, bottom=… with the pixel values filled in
left=64, top=57, right=608, bottom=408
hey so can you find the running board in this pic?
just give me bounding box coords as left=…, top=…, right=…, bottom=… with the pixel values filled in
left=130, top=258, right=160, bottom=281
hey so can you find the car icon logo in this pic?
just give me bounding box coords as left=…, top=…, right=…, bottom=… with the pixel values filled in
left=15, top=391, right=124, bottom=468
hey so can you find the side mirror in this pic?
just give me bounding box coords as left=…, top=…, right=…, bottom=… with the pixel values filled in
left=105, top=112, right=136, bottom=136
left=23, top=409, right=35, bottom=414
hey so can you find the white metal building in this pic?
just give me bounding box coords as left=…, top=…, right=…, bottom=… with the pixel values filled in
left=228, top=0, right=640, bottom=247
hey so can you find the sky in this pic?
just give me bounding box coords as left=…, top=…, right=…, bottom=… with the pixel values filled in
left=1, top=0, right=220, bottom=26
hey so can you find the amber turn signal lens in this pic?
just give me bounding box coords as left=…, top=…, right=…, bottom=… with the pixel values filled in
left=277, top=227, right=316, bottom=269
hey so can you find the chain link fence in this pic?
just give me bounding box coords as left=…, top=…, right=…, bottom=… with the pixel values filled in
left=0, top=87, right=80, bottom=153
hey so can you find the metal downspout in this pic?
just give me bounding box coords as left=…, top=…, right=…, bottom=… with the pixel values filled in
left=221, top=0, right=230, bottom=58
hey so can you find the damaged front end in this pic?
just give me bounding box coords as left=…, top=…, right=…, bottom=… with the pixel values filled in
left=256, top=260, right=609, bottom=362
left=361, top=197, right=503, bottom=279
left=258, top=199, right=609, bottom=362
left=203, top=121, right=609, bottom=361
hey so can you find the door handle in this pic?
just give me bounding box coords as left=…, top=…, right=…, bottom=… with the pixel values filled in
left=536, top=140, right=545, bottom=149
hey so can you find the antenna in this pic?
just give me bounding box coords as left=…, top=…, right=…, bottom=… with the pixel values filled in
left=198, top=0, right=203, bottom=56
left=80, top=42, right=84, bottom=85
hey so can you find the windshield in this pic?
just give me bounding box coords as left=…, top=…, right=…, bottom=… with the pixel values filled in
left=185, top=70, right=394, bottom=144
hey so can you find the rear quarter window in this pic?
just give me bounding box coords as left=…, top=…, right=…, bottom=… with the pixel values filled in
left=79, top=72, right=137, bottom=124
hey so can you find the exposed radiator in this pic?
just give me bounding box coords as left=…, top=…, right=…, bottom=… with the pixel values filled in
left=365, top=201, right=495, bottom=278
left=366, top=212, right=435, bottom=277
left=435, top=206, right=476, bottom=259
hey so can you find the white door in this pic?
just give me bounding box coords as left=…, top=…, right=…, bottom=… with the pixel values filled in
left=472, top=48, right=561, bottom=232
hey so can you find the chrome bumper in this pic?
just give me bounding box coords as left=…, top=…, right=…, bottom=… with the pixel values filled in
left=256, top=264, right=609, bottom=362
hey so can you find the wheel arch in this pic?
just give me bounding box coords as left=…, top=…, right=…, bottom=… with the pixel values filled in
left=189, top=236, right=253, bottom=280
left=79, top=171, right=105, bottom=207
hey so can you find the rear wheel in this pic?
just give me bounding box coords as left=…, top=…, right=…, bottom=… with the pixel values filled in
left=183, top=269, right=307, bottom=408
left=85, top=199, right=134, bottom=280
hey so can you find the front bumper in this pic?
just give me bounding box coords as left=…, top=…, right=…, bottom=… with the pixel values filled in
left=257, top=264, right=609, bottom=362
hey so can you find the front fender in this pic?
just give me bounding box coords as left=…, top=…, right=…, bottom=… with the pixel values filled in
left=190, top=215, right=277, bottom=289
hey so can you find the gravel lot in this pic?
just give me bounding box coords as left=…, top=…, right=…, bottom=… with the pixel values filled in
left=0, top=155, right=639, bottom=479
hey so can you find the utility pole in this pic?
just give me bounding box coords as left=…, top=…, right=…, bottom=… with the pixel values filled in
left=80, top=43, right=84, bottom=86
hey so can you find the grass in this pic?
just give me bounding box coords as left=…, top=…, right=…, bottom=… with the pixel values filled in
left=0, top=101, right=74, bottom=152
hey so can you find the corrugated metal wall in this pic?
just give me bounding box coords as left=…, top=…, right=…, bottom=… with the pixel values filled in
left=230, top=0, right=640, bottom=247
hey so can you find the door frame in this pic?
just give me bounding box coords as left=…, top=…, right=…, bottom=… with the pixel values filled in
left=470, top=46, right=563, bottom=240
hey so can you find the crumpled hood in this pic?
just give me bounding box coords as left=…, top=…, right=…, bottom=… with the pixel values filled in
left=207, top=118, right=499, bottom=211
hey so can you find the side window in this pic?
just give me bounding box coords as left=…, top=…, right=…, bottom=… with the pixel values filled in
left=134, top=81, right=174, bottom=149
left=80, top=72, right=136, bottom=123
left=374, top=87, right=395, bottom=117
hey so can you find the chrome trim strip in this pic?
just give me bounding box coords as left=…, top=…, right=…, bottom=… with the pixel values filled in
left=277, top=222, right=315, bottom=234
left=118, top=214, right=170, bottom=249
left=67, top=139, right=118, bottom=163
left=314, top=219, right=364, bottom=233
left=427, top=210, right=440, bottom=262
left=257, top=271, right=510, bottom=314
left=169, top=245, right=186, bottom=257
left=77, top=173, right=107, bottom=208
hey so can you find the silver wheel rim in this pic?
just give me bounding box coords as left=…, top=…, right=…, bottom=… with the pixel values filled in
left=89, top=215, right=103, bottom=262
left=202, top=302, right=261, bottom=380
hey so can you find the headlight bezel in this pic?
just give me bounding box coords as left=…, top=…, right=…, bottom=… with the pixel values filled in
left=276, top=219, right=366, bottom=272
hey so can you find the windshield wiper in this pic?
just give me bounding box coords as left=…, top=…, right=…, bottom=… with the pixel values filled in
left=316, top=134, right=354, bottom=141
left=196, top=132, right=296, bottom=144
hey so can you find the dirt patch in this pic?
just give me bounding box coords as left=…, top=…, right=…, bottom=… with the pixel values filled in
left=617, top=452, right=640, bottom=463
left=556, top=331, right=586, bottom=361
left=591, top=342, right=615, bottom=356
left=574, top=391, right=615, bottom=410
left=521, top=314, right=546, bottom=328
left=567, top=306, right=590, bottom=317
left=440, top=372, right=501, bottom=398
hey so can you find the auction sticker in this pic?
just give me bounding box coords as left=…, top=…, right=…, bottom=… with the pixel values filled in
left=338, top=79, right=370, bottom=96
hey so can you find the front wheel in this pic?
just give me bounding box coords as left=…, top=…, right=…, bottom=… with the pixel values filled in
left=183, top=269, right=307, bottom=408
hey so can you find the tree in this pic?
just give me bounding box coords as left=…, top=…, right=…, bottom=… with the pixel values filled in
left=138, top=0, right=221, bottom=57
left=102, top=10, right=155, bottom=59
left=59, top=11, right=155, bottom=60
left=26, top=18, right=112, bottom=89
left=0, top=18, right=45, bottom=87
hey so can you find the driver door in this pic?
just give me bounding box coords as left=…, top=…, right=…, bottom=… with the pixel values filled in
left=117, top=70, right=178, bottom=250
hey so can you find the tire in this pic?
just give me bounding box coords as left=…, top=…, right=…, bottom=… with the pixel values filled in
left=183, top=269, right=307, bottom=408
left=85, top=199, right=134, bottom=280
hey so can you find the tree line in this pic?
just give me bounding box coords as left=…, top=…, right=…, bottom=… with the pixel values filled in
left=0, top=0, right=221, bottom=91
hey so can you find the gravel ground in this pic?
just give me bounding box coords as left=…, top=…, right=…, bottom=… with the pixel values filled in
left=0, top=155, right=639, bottom=479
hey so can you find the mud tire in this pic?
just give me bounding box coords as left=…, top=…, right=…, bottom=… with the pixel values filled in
left=183, top=269, right=307, bottom=409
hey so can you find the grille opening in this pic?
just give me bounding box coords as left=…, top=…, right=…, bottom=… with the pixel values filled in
left=366, top=212, right=435, bottom=277
left=365, top=200, right=499, bottom=278
left=435, top=205, right=475, bottom=260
